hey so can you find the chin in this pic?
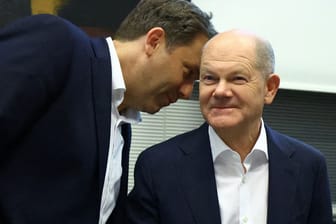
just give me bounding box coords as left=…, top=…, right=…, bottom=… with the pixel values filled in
left=144, top=106, right=161, bottom=114
left=206, top=117, right=240, bottom=129
left=146, top=110, right=158, bottom=115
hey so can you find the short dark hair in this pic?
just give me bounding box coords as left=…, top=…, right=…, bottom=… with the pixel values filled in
left=114, top=0, right=216, bottom=49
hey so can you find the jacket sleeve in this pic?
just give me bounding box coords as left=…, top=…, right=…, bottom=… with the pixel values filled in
left=0, top=15, right=74, bottom=149
left=308, top=155, right=333, bottom=224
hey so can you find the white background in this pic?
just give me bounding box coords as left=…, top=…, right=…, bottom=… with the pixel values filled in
left=193, top=0, right=336, bottom=93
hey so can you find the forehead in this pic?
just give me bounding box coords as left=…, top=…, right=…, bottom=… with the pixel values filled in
left=201, top=34, right=256, bottom=70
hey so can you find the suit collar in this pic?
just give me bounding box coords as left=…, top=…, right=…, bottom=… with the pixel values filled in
left=265, top=125, right=300, bottom=224
left=90, top=38, right=112, bottom=196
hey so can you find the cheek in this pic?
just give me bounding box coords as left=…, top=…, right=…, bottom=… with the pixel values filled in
left=239, top=85, right=264, bottom=101
left=161, top=67, right=182, bottom=85
left=199, top=90, right=212, bottom=107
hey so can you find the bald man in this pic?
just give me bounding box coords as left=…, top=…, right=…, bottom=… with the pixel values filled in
left=127, top=30, right=333, bottom=224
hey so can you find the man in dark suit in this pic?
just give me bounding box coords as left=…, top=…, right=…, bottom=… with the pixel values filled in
left=127, top=30, right=333, bottom=224
left=0, top=0, right=216, bottom=223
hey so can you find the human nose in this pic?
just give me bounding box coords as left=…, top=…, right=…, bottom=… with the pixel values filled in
left=179, top=82, right=194, bottom=99
left=212, top=80, right=233, bottom=97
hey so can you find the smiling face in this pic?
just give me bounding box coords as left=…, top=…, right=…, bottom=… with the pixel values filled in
left=199, top=31, right=280, bottom=135
left=137, top=32, right=209, bottom=114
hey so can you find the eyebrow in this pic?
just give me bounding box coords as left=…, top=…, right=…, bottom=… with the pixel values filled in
left=199, top=66, right=216, bottom=76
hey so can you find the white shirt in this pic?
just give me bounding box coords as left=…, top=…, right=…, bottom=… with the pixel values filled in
left=209, top=120, right=269, bottom=224
left=99, top=37, right=141, bottom=224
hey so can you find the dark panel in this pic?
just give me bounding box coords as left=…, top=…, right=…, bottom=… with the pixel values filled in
left=0, top=0, right=31, bottom=27
left=57, top=0, right=139, bottom=36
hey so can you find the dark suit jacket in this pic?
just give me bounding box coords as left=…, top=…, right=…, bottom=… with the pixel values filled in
left=127, top=122, right=333, bottom=224
left=0, top=14, right=130, bottom=224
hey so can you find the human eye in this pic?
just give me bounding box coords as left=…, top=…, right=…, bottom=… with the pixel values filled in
left=232, top=74, right=248, bottom=84
left=200, top=73, right=217, bottom=85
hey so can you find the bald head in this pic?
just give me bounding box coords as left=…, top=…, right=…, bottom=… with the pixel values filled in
left=202, top=29, right=275, bottom=77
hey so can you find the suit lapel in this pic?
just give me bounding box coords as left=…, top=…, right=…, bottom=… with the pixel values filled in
left=176, top=124, right=300, bottom=224
left=266, top=126, right=299, bottom=224
left=177, top=123, right=221, bottom=224
left=90, top=38, right=112, bottom=195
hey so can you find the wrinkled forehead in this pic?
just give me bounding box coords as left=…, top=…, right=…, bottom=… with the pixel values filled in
left=202, top=33, right=257, bottom=64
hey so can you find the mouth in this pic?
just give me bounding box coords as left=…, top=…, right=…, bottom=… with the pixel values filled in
left=210, top=101, right=236, bottom=108
left=214, top=106, right=236, bottom=111
left=210, top=104, right=236, bottom=112
left=212, top=105, right=233, bottom=109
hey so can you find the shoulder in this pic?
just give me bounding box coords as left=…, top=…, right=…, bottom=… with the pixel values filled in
left=1, top=14, right=89, bottom=47
left=266, top=125, right=326, bottom=164
left=0, top=14, right=94, bottom=69
left=136, top=123, right=208, bottom=167
left=4, top=14, right=77, bottom=32
left=0, top=14, right=95, bottom=97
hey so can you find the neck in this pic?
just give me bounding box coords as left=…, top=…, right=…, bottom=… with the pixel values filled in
left=215, top=120, right=262, bottom=162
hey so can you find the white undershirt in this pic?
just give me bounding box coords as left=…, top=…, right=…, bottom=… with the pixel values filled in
left=209, top=120, right=269, bottom=224
left=99, top=37, right=141, bottom=224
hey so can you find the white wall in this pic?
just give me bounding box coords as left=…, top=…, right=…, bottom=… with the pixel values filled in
left=193, top=0, right=336, bottom=93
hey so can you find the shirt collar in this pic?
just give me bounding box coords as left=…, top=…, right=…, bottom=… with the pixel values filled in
left=209, top=119, right=269, bottom=162
left=106, top=37, right=141, bottom=124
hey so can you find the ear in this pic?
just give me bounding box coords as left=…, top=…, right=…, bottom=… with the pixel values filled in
left=145, top=27, right=165, bottom=56
left=264, top=74, right=280, bottom=104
